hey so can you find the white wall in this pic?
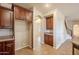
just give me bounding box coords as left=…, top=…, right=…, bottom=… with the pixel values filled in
left=15, top=20, right=29, bottom=50
left=33, top=7, right=45, bottom=50
left=53, top=9, right=68, bottom=49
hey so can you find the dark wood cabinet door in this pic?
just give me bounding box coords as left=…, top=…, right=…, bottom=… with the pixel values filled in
left=20, top=8, right=26, bottom=20
left=4, top=40, right=15, bottom=55
left=46, top=16, right=53, bottom=29
left=48, top=35, right=53, bottom=46
left=14, top=6, right=20, bottom=19
left=44, top=34, right=53, bottom=46
left=0, top=42, right=3, bottom=55
left=44, top=34, right=49, bottom=44
left=14, top=5, right=33, bottom=22
left=0, top=9, right=13, bottom=28
left=14, top=6, right=26, bottom=20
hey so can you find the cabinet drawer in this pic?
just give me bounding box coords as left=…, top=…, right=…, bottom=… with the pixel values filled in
left=0, top=40, right=15, bottom=55
left=4, top=40, right=14, bottom=55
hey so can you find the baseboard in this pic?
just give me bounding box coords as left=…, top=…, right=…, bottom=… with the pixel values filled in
left=15, top=45, right=29, bottom=51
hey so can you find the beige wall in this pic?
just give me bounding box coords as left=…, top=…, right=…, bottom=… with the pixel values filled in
left=15, top=20, right=29, bottom=50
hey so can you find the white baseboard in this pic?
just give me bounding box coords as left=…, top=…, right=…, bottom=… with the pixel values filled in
left=15, top=45, right=29, bottom=51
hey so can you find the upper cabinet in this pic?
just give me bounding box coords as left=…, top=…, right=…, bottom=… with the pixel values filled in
left=14, top=6, right=26, bottom=20
left=46, top=16, right=53, bottom=29
left=14, top=5, right=32, bottom=22
left=0, top=8, right=13, bottom=28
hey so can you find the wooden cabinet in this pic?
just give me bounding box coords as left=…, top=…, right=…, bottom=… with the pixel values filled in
left=46, top=16, right=53, bottom=29
left=14, top=5, right=32, bottom=22
left=26, top=11, right=32, bottom=22
left=0, top=42, right=3, bottom=55
left=44, top=34, right=49, bottom=44
left=0, top=40, right=15, bottom=55
left=0, top=8, right=13, bottom=28
left=44, top=34, right=53, bottom=46
left=14, top=6, right=20, bottom=19
left=48, top=35, right=53, bottom=46
left=4, top=40, right=15, bottom=55
left=14, top=6, right=26, bottom=20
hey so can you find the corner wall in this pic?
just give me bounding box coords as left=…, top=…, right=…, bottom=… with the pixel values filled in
left=53, top=9, right=68, bottom=49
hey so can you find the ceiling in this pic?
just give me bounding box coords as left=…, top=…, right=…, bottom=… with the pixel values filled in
left=15, top=3, right=79, bottom=20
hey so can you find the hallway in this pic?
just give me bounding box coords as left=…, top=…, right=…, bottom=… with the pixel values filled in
left=15, top=40, right=79, bottom=55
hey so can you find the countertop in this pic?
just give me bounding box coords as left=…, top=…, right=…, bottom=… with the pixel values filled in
left=44, top=30, right=53, bottom=35
left=0, top=35, right=14, bottom=42
left=44, top=32, right=53, bottom=35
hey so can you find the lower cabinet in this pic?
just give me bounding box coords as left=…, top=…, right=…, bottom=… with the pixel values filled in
left=44, top=34, right=53, bottom=46
left=0, top=40, right=15, bottom=55
left=0, top=42, right=3, bottom=55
